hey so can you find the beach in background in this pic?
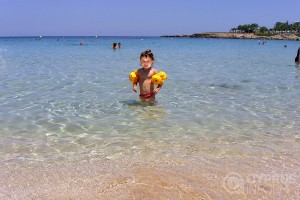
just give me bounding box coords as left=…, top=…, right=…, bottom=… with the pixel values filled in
left=0, top=37, right=299, bottom=199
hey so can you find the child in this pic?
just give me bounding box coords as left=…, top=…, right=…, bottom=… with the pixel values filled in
left=133, top=49, right=163, bottom=101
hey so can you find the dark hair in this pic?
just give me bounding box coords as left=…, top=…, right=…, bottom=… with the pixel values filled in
left=140, top=49, right=154, bottom=61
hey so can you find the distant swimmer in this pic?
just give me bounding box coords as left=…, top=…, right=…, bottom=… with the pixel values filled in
left=295, top=47, right=300, bottom=65
left=80, top=41, right=85, bottom=45
left=118, top=42, right=121, bottom=48
left=112, top=42, right=118, bottom=49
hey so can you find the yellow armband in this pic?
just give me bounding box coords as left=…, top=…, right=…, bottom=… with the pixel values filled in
left=129, top=70, right=139, bottom=84
left=151, top=71, right=167, bottom=85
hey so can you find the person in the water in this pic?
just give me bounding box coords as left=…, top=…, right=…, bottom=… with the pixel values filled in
left=132, top=49, right=163, bottom=101
left=295, top=47, right=300, bottom=65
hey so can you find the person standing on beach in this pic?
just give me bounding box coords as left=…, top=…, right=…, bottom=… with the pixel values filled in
left=132, top=49, right=163, bottom=101
left=295, top=47, right=300, bottom=65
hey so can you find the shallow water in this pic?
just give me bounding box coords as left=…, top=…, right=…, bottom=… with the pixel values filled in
left=0, top=36, right=299, bottom=198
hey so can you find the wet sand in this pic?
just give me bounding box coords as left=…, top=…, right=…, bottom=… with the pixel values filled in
left=1, top=152, right=299, bottom=200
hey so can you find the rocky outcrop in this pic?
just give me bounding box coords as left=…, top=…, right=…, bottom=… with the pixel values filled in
left=161, top=32, right=300, bottom=40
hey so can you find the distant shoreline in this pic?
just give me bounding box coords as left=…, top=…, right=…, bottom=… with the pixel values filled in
left=161, top=32, right=300, bottom=40
left=0, top=34, right=299, bottom=40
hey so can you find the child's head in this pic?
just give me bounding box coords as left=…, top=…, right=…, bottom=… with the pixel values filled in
left=140, top=49, right=154, bottom=70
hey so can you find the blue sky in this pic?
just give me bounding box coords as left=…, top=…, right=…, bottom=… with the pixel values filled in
left=1, top=0, right=299, bottom=36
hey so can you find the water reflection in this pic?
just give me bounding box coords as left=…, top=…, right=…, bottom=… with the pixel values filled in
left=137, top=105, right=166, bottom=120
left=120, top=99, right=166, bottom=120
left=120, top=99, right=157, bottom=107
left=120, top=99, right=142, bottom=107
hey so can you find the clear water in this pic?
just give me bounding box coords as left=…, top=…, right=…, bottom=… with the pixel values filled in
left=0, top=36, right=300, bottom=163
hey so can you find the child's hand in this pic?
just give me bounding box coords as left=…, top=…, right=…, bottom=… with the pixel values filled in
left=153, top=88, right=160, bottom=94
left=133, top=85, right=137, bottom=93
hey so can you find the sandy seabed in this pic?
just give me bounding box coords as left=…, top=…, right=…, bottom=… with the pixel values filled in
left=1, top=153, right=299, bottom=200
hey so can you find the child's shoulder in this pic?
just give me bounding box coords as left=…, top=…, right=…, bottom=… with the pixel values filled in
left=151, top=68, right=158, bottom=73
left=137, top=68, right=143, bottom=73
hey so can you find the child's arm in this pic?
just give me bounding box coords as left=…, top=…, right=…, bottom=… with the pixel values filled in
left=153, top=83, right=163, bottom=94
left=152, top=69, right=162, bottom=94
left=133, top=83, right=138, bottom=93
left=132, top=69, right=139, bottom=92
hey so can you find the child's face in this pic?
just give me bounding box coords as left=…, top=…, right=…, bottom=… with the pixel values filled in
left=140, top=56, right=153, bottom=70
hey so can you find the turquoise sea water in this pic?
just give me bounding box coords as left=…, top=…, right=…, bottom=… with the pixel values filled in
left=0, top=36, right=300, bottom=163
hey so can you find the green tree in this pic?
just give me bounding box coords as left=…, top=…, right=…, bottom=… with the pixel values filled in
left=249, top=23, right=259, bottom=33
left=259, top=26, right=268, bottom=34
left=274, top=21, right=289, bottom=31
left=236, top=23, right=259, bottom=33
